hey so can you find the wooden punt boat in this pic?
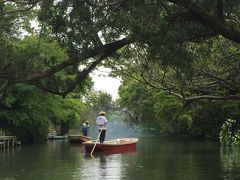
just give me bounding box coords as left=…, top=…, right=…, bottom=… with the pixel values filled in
left=47, top=135, right=68, bottom=140
left=68, top=134, right=91, bottom=143
left=83, top=138, right=138, bottom=154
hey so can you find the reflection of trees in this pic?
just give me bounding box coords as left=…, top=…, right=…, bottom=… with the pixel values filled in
left=0, top=141, right=84, bottom=179
left=4, top=137, right=240, bottom=179
left=122, top=138, right=224, bottom=179
left=80, top=153, right=123, bottom=179
left=99, top=154, right=107, bottom=178
left=220, top=147, right=240, bottom=174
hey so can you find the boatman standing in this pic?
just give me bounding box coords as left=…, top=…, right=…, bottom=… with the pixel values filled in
left=82, top=121, right=90, bottom=136
left=96, top=111, right=108, bottom=143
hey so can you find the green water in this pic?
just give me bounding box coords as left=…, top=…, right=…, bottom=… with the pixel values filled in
left=1, top=137, right=240, bottom=180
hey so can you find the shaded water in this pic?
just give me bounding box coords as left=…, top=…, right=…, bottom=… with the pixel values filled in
left=1, top=137, right=240, bottom=179
left=1, top=120, right=240, bottom=180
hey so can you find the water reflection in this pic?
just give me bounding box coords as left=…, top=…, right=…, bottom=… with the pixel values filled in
left=0, top=140, right=84, bottom=180
left=2, top=137, right=240, bottom=179
left=71, top=153, right=118, bottom=180
left=220, top=147, right=240, bottom=179
left=132, top=137, right=225, bottom=180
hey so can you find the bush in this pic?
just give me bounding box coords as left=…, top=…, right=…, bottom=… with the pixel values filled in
left=220, top=119, right=240, bottom=146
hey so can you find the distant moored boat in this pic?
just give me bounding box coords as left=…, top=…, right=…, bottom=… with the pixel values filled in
left=68, top=134, right=91, bottom=143
left=47, top=135, right=68, bottom=140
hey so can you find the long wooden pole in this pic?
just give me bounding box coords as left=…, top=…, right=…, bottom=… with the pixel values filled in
left=90, top=127, right=103, bottom=157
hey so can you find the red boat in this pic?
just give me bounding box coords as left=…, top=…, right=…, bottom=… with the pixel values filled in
left=68, top=134, right=91, bottom=143
left=83, top=138, right=138, bottom=154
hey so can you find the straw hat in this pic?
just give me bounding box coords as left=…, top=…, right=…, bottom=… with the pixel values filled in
left=98, top=111, right=106, bottom=115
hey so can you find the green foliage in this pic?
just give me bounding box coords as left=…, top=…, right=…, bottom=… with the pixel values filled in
left=189, top=101, right=240, bottom=139
left=189, top=102, right=222, bottom=138
left=1, top=0, right=240, bottom=142
left=15, top=36, right=68, bottom=70
left=220, top=119, right=240, bottom=146
left=118, top=79, right=192, bottom=132
left=154, top=92, right=190, bottom=134
left=85, top=90, right=114, bottom=112
left=118, top=80, right=157, bottom=127
left=4, top=35, right=68, bottom=78
left=0, top=84, right=84, bottom=141
left=118, top=78, right=240, bottom=138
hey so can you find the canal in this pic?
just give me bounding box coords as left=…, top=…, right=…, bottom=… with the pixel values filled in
left=1, top=121, right=240, bottom=180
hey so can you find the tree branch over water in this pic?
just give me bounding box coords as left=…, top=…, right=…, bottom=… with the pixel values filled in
left=168, top=0, right=240, bottom=43
left=0, top=38, right=130, bottom=102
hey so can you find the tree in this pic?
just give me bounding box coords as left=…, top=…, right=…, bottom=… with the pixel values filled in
left=0, top=84, right=85, bottom=141
left=118, top=77, right=240, bottom=138
left=2, top=0, right=240, bottom=140
left=108, top=0, right=240, bottom=102
left=0, top=0, right=130, bottom=103
left=111, top=37, right=240, bottom=102
left=118, top=79, right=160, bottom=127
left=85, top=90, right=114, bottom=112
left=1, top=0, right=240, bottom=103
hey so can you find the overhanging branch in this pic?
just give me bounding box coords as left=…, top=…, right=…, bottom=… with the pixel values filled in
left=0, top=0, right=40, bottom=16
left=0, top=38, right=131, bottom=102
left=14, top=38, right=130, bottom=83
left=185, top=95, right=240, bottom=101
left=168, top=0, right=240, bottom=44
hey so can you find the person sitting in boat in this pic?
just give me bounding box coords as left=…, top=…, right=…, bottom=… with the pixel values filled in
left=96, top=111, right=108, bottom=143
left=82, top=121, right=90, bottom=136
